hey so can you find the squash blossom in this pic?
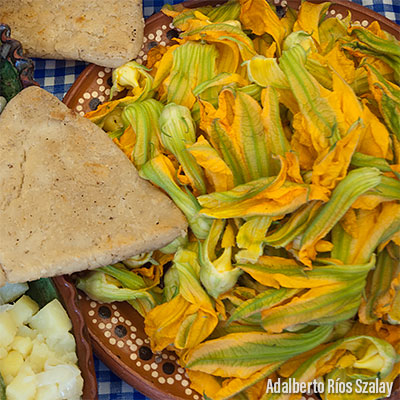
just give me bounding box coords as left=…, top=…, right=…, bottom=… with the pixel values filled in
left=79, top=1, right=400, bottom=397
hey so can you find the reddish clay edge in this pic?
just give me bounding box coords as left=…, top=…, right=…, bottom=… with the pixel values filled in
left=53, top=276, right=98, bottom=400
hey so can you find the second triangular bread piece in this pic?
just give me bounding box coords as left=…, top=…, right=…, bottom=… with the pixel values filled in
left=0, top=87, right=187, bottom=283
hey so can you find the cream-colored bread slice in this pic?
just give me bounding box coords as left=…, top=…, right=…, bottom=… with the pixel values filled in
left=0, top=87, right=187, bottom=284
left=0, top=0, right=144, bottom=68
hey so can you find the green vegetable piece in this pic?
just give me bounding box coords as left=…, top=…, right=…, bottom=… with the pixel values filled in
left=184, top=325, right=333, bottom=378
left=351, top=152, right=392, bottom=172
left=227, top=287, right=299, bottom=325
left=0, top=59, right=22, bottom=101
left=160, top=103, right=207, bottom=194
left=199, top=220, right=242, bottom=298
left=300, top=168, right=382, bottom=262
left=140, top=154, right=212, bottom=239
left=280, top=44, right=340, bottom=146
left=265, top=201, right=320, bottom=248
left=122, top=98, right=164, bottom=168
left=0, top=371, right=5, bottom=400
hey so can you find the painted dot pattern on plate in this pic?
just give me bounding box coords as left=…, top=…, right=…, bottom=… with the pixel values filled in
left=73, top=3, right=371, bottom=400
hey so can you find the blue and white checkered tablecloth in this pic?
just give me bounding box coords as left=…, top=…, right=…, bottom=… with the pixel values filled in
left=32, top=1, right=399, bottom=399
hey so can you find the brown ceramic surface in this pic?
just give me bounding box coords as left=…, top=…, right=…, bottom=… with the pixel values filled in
left=61, top=1, right=400, bottom=399
left=53, top=276, right=98, bottom=400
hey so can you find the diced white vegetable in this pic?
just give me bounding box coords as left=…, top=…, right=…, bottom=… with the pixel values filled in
left=46, top=332, right=76, bottom=354
left=36, top=364, right=83, bottom=400
left=9, top=296, right=39, bottom=326
left=35, top=384, right=62, bottom=400
left=29, top=299, right=72, bottom=338
left=27, top=341, right=56, bottom=374
left=17, top=325, right=38, bottom=339
left=0, top=347, right=7, bottom=359
left=11, top=336, right=33, bottom=358
left=0, top=350, right=24, bottom=383
left=0, top=310, right=17, bottom=347
left=6, top=364, right=37, bottom=400
left=0, top=283, right=29, bottom=305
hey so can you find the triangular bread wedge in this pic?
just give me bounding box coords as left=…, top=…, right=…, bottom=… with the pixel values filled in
left=0, top=87, right=187, bottom=284
left=0, top=0, right=144, bottom=68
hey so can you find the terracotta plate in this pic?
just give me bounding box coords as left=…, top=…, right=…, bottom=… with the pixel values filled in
left=0, top=23, right=98, bottom=400
left=61, top=1, right=400, bottom=399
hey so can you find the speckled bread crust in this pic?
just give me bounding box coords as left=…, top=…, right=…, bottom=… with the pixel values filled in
left=0, top=87, right=187, bottom=284
left=0, top=0, right=144, bottom=68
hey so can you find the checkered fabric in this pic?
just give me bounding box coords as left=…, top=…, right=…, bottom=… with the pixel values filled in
left=31, top=1, right=399, bottom=399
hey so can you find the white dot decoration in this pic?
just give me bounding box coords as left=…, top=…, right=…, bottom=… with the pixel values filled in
left=148, top=33, right=155, bottom=40
left=130, top=333, right=137, bottom=340
left=274, top=0, right=279, bottom=3
left=162, top=354, right=168, bottom=360
left=152, top=371, right=159, bottom=378
left=144, top=364, right=151, bottom=371
left=104, top=331, right=111, bottom=338
left=143, top=55, right=148, bottom=61
left=136, top=361, right=142, bottom=367
left=114, top=311, right=120, bottom=317
left=144, top=339, right=150, bottom=344
left=175, top=374, right=182, bottom=381
left=156, top=29, right=162, bottom=36
left=167, top=377, right=174, bottom=385
left=169, top=355, right=176, bottom=361
left=112, top=305, right=117, bottom=310
left=162, top=25, right=167, bottom=30
left=106, top=323, right=112, bottom=329
left=78, top=98, right=84, bottom=104
left=99, top=85, right=105, bottom=92
left=79, top=111, right=85, bottom=116
left=105, top=88, right=111, bottom=96
left=185, top=388, right=192, bottom=395
left=98, top=322, right=105, bottom=330
left=117, top=341, right=124, bottom=348
left=125, top=320, right=132, bottom=327
left=92, top=91, right=98, bottom=98
left=118, top=316, right=125, bottom=323
left=92, top=319, right=97, bottom=324
left=151, top=363, right=158, bottom=370
left=139, top=50, right=145, bottom=57
left=136, top=338, right=144, bottom=346
left=104, top=67, right=111, bottom=73
left=111, top=317, right=118, bottom=324
left=158, top=377, right=166, bottom=384
left=130, top=344, right=138, bottom=352
left=78, top=294, right=82, bottom=300
left=330, top=9, right=336, bottom=14
left=90, top=301, right=97, bottom=308
left=169, top=23, right=174, bottom=29
left=96, top=78, right=103, bottom=85
left=83, top=92, right=91, bottom=100
left=98, top=71, right=105, bottom=78
left=336, top=13, right=343, bottom=19
left=99, top=95, right=105, bottom=102
left=177, top=367, right=185, bottom=374
left=193, top=395, right=199, bottom=400
left=130, top=353, right=137, bottom=361
left=88, top=310, right=94, bottom=316
left=143, top=36, right=147, bottom=43
left=109, top=338, right=116, bottom=345
left=362, top=19, right=369, bottom=26
left=281, top=0, right=287, bottom=6
left=160, top=41, right=166, bottom=47
left=182, top=379, right=189, bottom=387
